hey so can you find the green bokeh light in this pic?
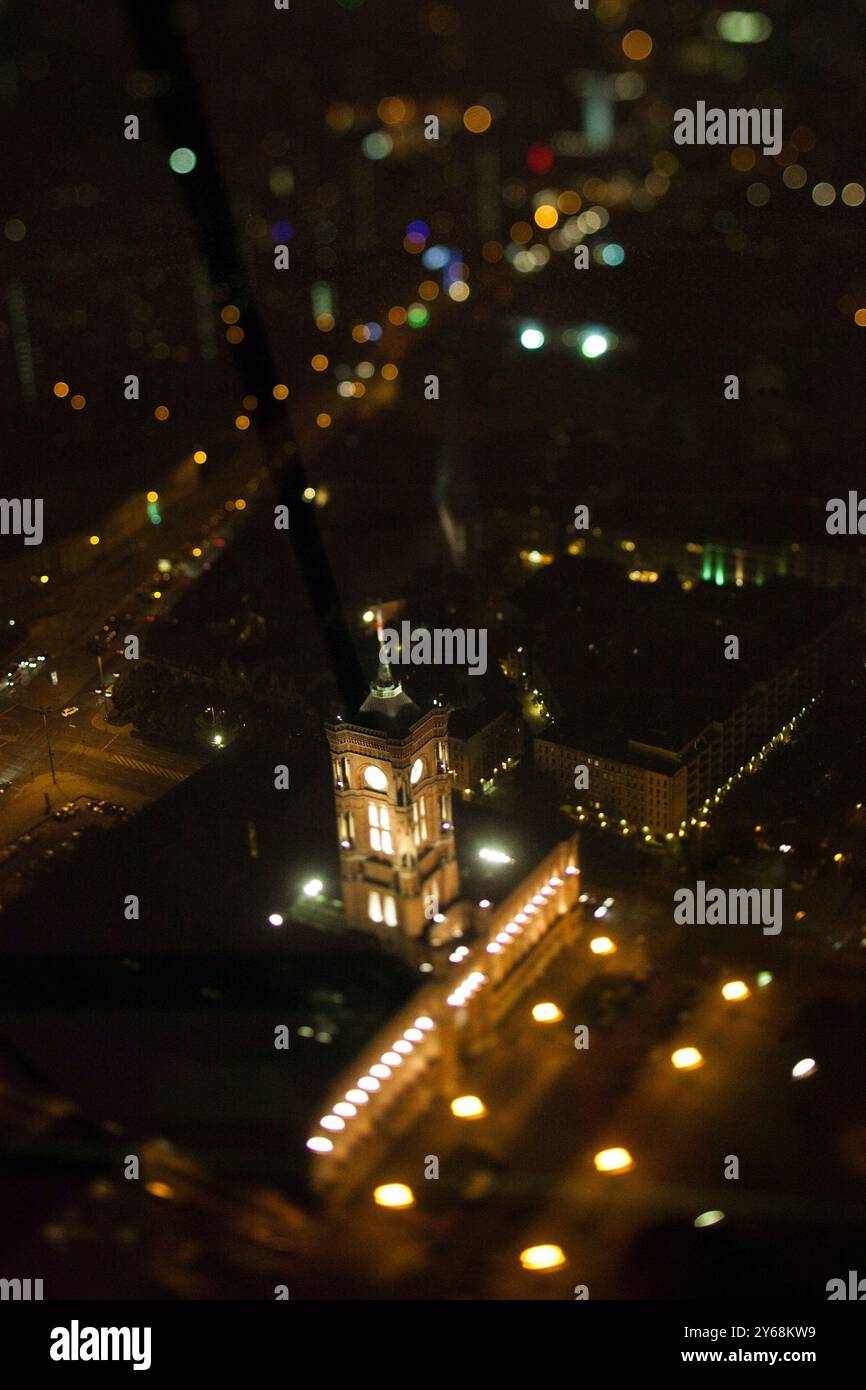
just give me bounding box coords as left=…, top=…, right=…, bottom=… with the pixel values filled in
left=716, top=12, right=772, bottom=44
left=361, top=131, right=392, bottom=160
left=169, top=147, right=197, bottom=175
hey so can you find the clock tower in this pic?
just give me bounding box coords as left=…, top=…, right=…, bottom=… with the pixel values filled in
left=325, top=653, right=460, bottom=941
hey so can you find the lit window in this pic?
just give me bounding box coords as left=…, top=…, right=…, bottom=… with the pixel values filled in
left=369, top=803, right=393, bottom=854
left=384, top=895, right=398, bottom=927
left=368, top=891, right=383, bottom=923
left=412, top=797, right=428, bottom=848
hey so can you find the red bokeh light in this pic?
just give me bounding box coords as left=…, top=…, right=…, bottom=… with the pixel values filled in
left=527, top=143, right=554, bottom=175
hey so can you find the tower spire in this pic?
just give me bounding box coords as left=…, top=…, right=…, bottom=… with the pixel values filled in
left=358, top=608, right=420, bottom=726
left=372, top=603, right=397, bottom=688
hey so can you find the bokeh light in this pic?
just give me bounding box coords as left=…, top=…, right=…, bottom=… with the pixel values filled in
left=520, top=327, right=544, bottom=350
left=464, top=105, right=492, bottom=134
left=622, top=30, right=653, bottom=61
left=168, top=147, right=197, bottom=174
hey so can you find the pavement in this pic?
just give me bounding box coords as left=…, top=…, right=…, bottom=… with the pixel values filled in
left=0, top=705, right=204, bottom=908
left=328, top=853, right=866, bottom=1300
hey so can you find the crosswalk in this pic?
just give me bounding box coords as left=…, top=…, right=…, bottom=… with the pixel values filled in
left=109, top=753, right=188, bottom=782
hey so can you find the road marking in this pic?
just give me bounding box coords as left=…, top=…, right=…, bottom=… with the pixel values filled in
left=109, top=754, right=188, bottom=782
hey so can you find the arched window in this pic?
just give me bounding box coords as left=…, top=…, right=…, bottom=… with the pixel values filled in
left=368, top=891, right=383, bottom=923
left=383, top=895, right=398, bottom=927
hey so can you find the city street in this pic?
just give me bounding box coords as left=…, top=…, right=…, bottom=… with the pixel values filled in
left=335, top=867, right=866, bottom=1300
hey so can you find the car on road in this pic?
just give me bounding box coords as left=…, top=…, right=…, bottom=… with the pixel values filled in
left=61, top=705, right=79, bottom=718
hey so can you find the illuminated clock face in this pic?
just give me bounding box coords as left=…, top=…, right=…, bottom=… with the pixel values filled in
left=364, top=765, right=388, bottom=792
left=410, top=757, right=424, bottom=785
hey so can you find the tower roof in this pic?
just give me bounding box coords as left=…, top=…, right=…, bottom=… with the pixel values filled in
left=357, top=652, right=421, bottom=731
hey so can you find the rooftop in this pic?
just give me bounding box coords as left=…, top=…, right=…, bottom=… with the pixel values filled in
left=513, top=558, right=858, bottom=753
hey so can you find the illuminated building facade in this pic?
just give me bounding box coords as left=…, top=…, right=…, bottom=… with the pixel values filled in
left=306, top=834, right=581, bottom=1195
left=534, top=734, right=687, bottom=835
left=325, top=656, right=459, bottom=941
left=448, top=700, right=523, bottom=798
left=535, top=613, right=848, bottom=837
left=308, top=656, right=584, bottom=1192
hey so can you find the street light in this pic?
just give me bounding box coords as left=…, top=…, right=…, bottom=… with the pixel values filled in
left=450, top=1095, right=487, bottom=1119
left=21, top=705, right=57, bottom=786
left=721, top=980, right=750, bottom=1002
left=671, top=1047, right=704, bottom=1071
left=373, top=1183, right=414, bottom=1209
left=580, top=331, right=610, bottom=359
left=520, top=1244, right=565, bottom=1271
left=594, top=1147, right=634, bottom=1173
left=96, top=651, right=110, bottom=719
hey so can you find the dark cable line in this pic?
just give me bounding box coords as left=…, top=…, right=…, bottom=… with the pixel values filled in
left=125, top=0, right=367, bottom=712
